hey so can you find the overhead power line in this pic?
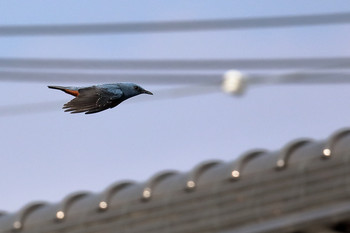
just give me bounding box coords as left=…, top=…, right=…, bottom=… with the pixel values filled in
left=0, top=101, right=61, bottom=117
left=1, top=12, right=350, bottom=36
left=221, top=70, right=350, bottom=95
left=0, top=86, right=219, bottom=117
left=248, top=71, right=350, bottom=85
left=0, top=57, right=349, bottom=70
left=1, top=70, right=350, bottom=85
left=1, top=69, right=350, bottom=86
left=1, top=70, right=350, bottom=116
left=0, top=70, right=221, bottom=84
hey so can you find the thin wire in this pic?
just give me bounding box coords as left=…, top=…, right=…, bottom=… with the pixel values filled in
left=0, top=70, right=222, bottom=84
left=1, top=70, right=350, bottom=85
left=2, top=71, right=350, bottom=117
left=1, top=12, right=350, bottom=36
left=0, top=101, right=62, bottom=117
left=0, top=57, right=349, bottom=70
left=248, top=71, right=350, bottom=85
left=0, top=86, right=220, bottom=117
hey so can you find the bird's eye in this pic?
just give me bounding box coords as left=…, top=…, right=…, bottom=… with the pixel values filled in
left=134, top=86, right=140, bottom=91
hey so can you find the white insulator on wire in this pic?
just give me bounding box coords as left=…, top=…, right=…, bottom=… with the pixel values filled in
left=222, top=70, right=246, bottom=95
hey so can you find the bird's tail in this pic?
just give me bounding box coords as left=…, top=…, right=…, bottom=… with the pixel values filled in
left=48, top=85, right=66, bottom=91
left=48, top=85, right=80, bottom=97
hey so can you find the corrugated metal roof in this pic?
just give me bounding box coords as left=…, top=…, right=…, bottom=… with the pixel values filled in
left=1, top=128, right=350, bottom=233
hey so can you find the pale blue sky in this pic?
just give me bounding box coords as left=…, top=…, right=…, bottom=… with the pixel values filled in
left=1, top=1, right=350, bottom=212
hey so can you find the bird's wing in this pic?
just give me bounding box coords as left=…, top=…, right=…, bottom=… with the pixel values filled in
left=63, top=86, right=123, bottom=114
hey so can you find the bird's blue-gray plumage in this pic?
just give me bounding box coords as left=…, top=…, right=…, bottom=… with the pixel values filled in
left=48, top=83, right=153, bottom=114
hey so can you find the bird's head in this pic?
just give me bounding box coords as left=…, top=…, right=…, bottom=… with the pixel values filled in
left=119, top=83, right=153, bottom=97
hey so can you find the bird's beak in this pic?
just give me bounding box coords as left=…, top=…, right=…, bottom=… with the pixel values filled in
left=143, top=89, right=153, bottom=95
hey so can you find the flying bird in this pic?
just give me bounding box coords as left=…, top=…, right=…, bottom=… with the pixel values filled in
left=48, top=83, right=153, bottom=114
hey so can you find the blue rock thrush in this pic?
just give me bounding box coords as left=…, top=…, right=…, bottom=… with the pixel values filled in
left=48, top=83, right=153, bottom=114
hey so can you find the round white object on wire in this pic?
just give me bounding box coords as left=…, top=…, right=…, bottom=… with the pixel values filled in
left=222, top=70, right=246, bottom=95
